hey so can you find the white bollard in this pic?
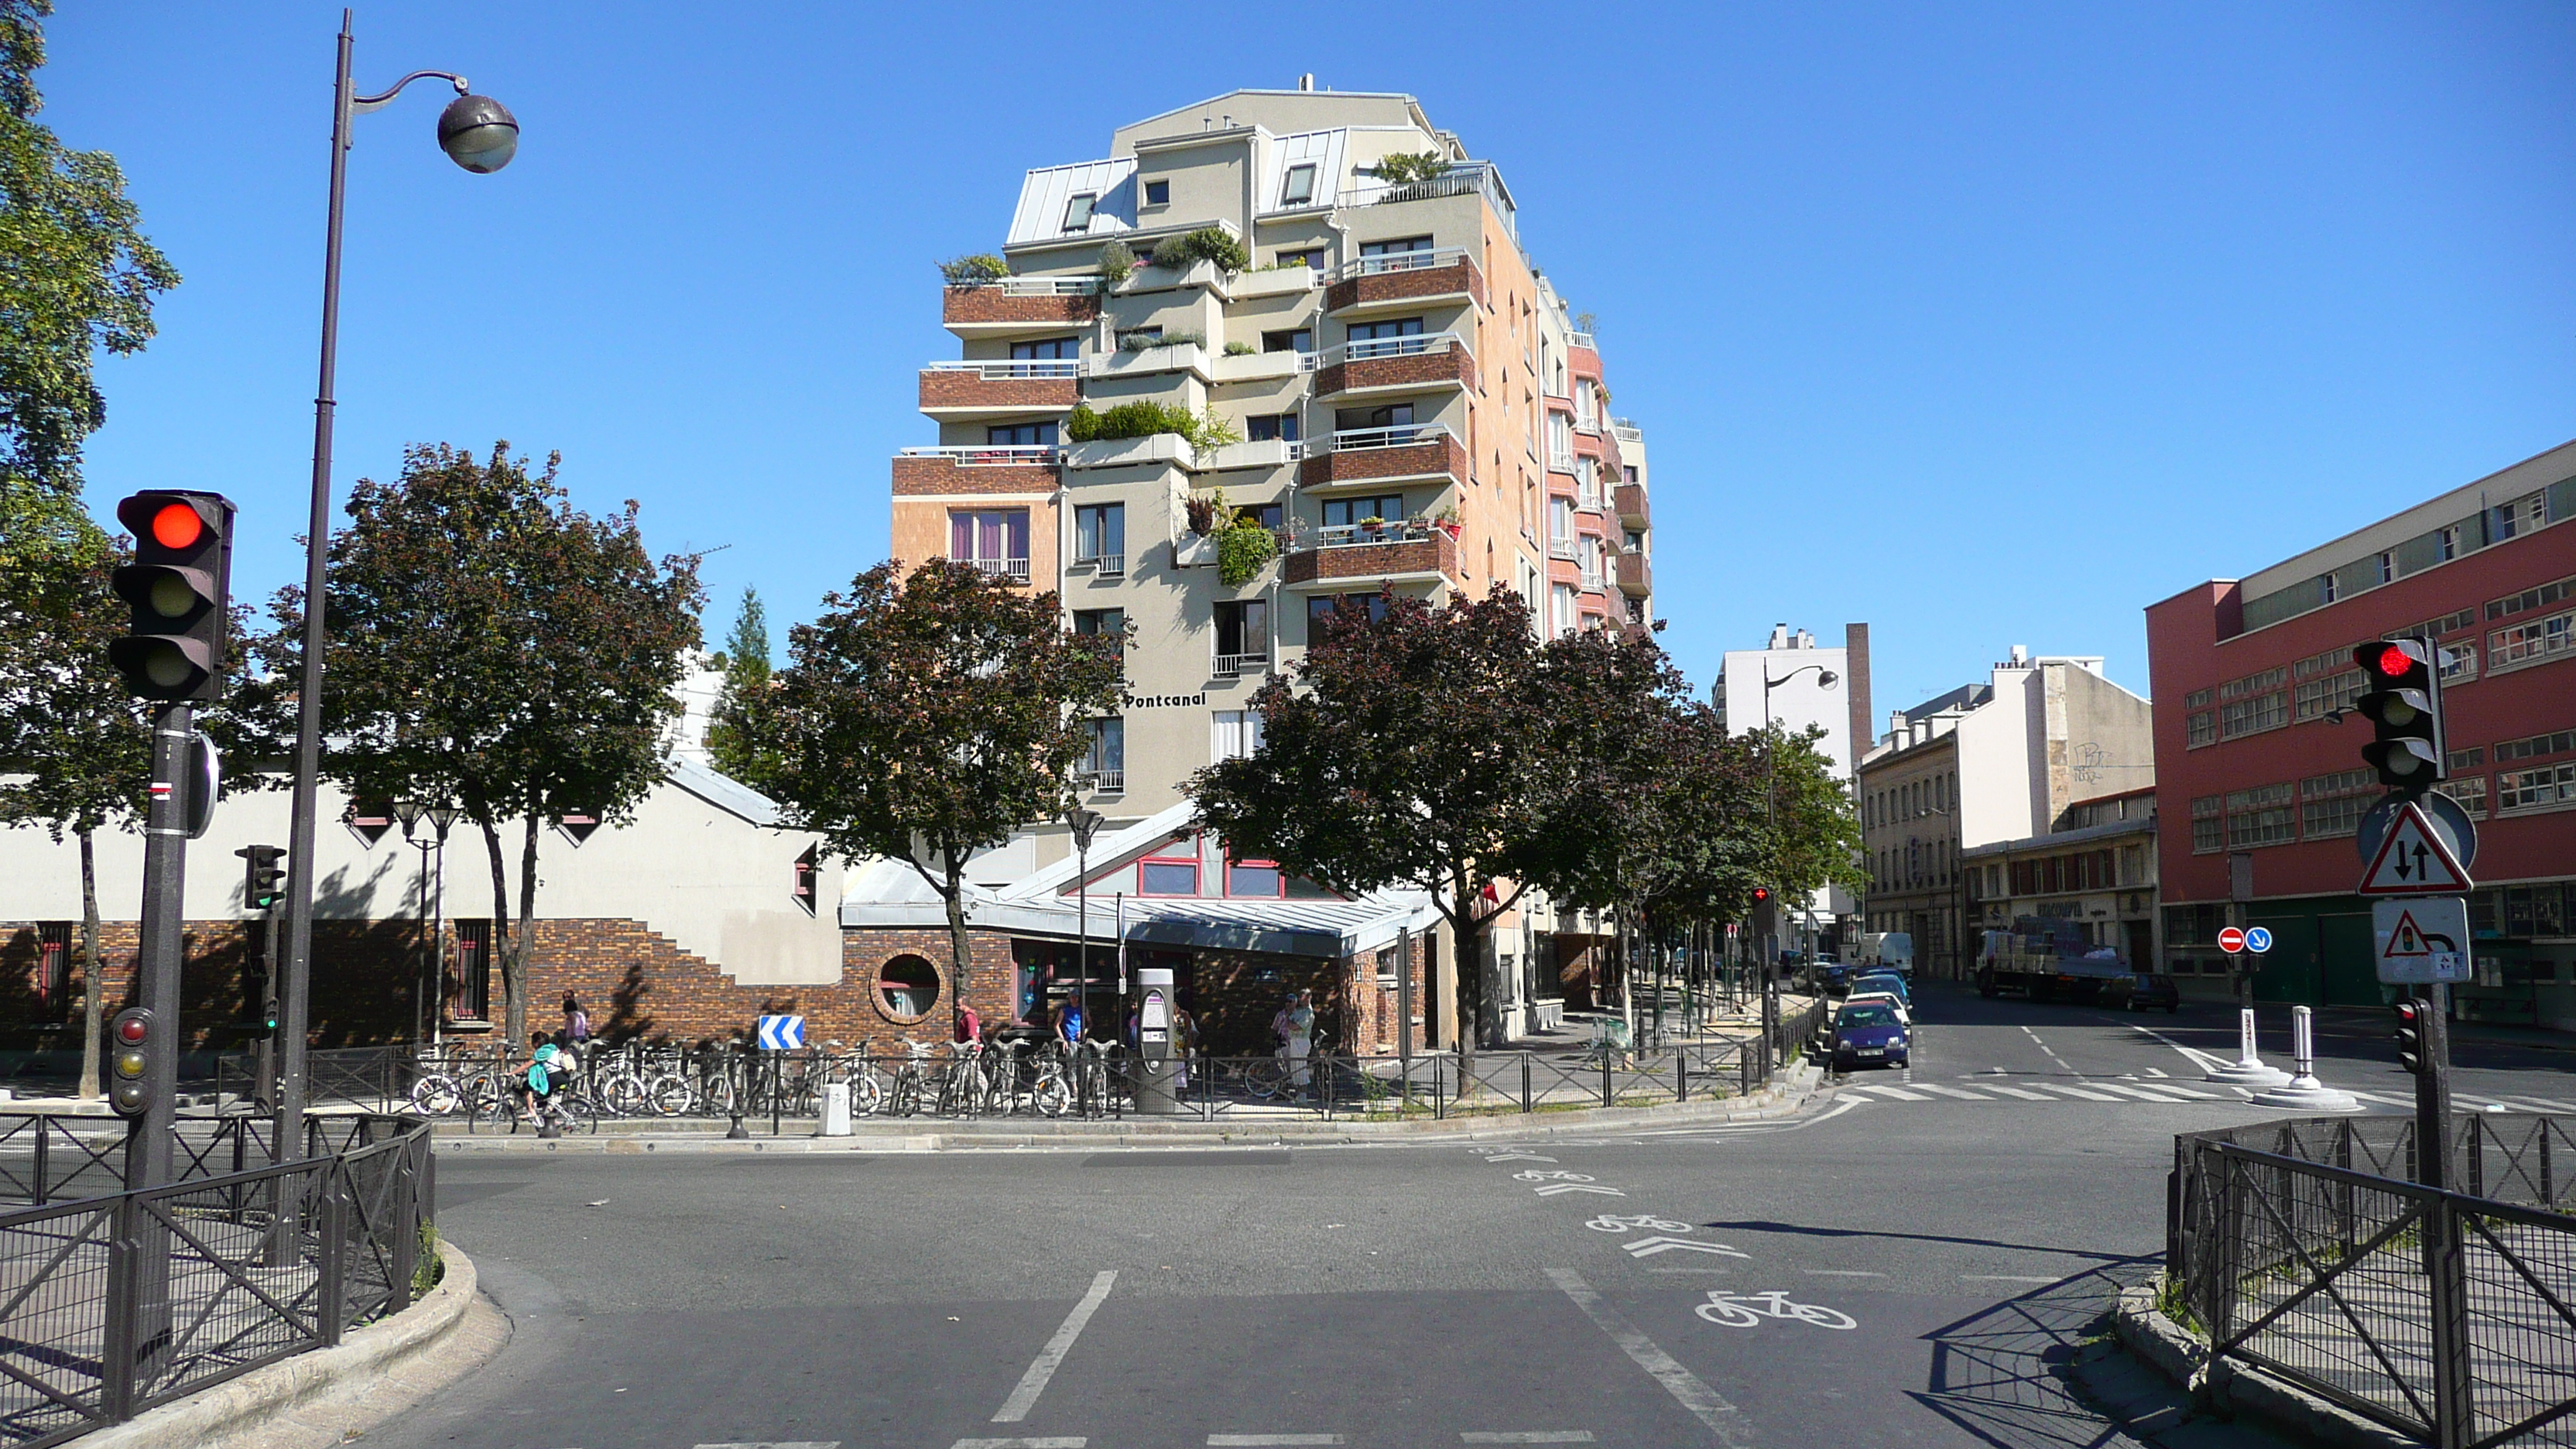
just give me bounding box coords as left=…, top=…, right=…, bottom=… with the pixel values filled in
left=2252, top=1005, right=2359, bottom=1111
left=818, top=1081, right=853, bottom=1136
left=2204, top=1005, right=2292, bottom=1088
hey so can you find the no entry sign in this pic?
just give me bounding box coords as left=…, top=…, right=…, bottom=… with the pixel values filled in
left=2218, top=926, right=2248, bottom=954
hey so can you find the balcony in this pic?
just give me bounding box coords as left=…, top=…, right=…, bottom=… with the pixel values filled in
left=918, top=360, right=1081, bottom=420
left=1214, top=651, right=1271, bottom=680
left=941, top=276, right=1102, bottom=335
left=1344, top=163, right=1514, bottom=224
left=1297, top=425, right=1465, bottom=492
left=968, top=556, right=1033, bottom=583
left=1066, top=433, right=1195, bottom=471
left=1076, top=769, right=1125, bottom=795
left=1616, top=553, right=1652, bottom=598
left=892, top=446, right=1059, bottom=497
left=1072, top=552, right=1125, bottom=579
left=1615, top=483, right=1649, bottom=529
left=1568, top=331, right=1598, bottom=355
left=1310, top=333, right=1476, bottom=399
left=1282, top=520, right=1464, bottom=589
left=1324, top=248, right=1487, bottom=317
left=1547, top=538, right=1577, bottom=562
left=1609, top=416, right=1645, bottom=446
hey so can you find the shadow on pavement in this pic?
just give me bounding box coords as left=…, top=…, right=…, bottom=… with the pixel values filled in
left=1700, top=1218, right=2140, bottom=1263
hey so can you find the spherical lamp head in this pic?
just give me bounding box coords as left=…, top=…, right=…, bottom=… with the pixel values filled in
left=1818, top=670, right=1839, bottom=688
left=437, top=94, right=518, bottom=173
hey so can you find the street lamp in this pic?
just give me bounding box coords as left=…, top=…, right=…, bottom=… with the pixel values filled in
left=396, top=801, right=459, bottom=1049
left=1759, top=663, right=1838, bottom=1043
left=273, top=12, right=517, bottom=1173
left=1065, top=807, right=1105, bottom=1054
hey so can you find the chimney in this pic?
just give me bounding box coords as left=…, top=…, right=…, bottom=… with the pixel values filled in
left=1796, top=629, right=1814, bottom=649
left=2009, top=644, right=2029, bottom=666
left=1297, top=74, right=1316, bottom=91
left=1844, top=623, right=1872, bottom=779
left=1769, top=622, right=1790, bottom=649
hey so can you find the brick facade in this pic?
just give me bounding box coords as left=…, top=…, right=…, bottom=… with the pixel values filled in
left=1313, top=346, right=1476, bottom=401
left=940, top=286, right=1098, bottom=328
left=1296, top=433, right=1468, bottom=490
left=916, top=370, right=1081, bottom=414
left=890, top=457, right=1060, bottom=496
left=1281, top=531, right=1461, bottom=586
left=1322, top=259, right=1488, bottom=315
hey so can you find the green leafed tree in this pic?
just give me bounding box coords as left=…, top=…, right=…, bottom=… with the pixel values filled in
left=1189, top=590, right=1575, bottom=1050
left=1762, top=719, right=1868, bottom=903
left=704, top=585, right=780, bottom=789
left=0, top=0, right=179, bottom=494
left=268, top=443, right=703, bottom=1045
left=763, top=560, right=1123, bottom=1010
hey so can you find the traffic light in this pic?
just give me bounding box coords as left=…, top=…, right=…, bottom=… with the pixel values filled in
left=108, top=491, right=234, bottom=702
left=237, top=844, right=285, bottom=911
left=2393, top=997, right=2428, bottom=1076
left=108, top=1007, right=153, bottom=1116
left=2353, top=638, right=2445, bottom=796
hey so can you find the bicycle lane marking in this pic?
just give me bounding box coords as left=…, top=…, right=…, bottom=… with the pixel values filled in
left=989, top=1270, right=1117, bottom=1423
left=1545, top=1267, right=1751, bottom=1447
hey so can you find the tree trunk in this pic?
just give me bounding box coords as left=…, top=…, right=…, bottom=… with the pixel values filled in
left=480, top=817, right=520, bottom=1046
left=1449, top=881, right=1492, bottom=1057
left=76, top=826, right=101, bottom=1101
left=513, top=814, right=540, bottom=1047
left=941, top=848, right=973, bottom=1027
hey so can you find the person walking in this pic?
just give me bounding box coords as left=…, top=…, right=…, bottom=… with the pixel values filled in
left=1281, top=988, right=1315, bottom=1094
left=1170, top=1001, right=1197, bottom=1093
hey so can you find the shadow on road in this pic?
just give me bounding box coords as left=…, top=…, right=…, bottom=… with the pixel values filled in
left=1700, top=1218, right=2143, bottom=1264
left=1911, top=1263, right=2160, bottom=1449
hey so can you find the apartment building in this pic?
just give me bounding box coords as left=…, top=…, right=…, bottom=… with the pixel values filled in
left=892, top=84, right=1655, bottom=824
left=1858, top=649, right=2155, bottom=978
left=1712, top=624, right=1872, bottom=961
left=2145, top=438, right=2576, bottom=1029
left=1961, top=787, right=2163, bottom=985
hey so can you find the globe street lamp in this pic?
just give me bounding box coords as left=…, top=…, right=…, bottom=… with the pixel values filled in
left=274, top=12, right=517, bottom=1174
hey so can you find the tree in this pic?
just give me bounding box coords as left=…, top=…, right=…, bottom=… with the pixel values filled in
left=271, top=443, right=703, bottom=1045
left=1762, top=720, right=1868, bottom=903
left=704, top=586, right=779, bottom=787
left=1188, top=590, right=1573, bottom=1050
left=763, top=560, right=1122, bottom=1010
left=0, top=1, right=180, bottom=494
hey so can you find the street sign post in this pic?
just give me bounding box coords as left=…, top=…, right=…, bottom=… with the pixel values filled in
left=2357, top=800, right=2473, bottom=896
left=2373, top=898, right=2472, bottom=985
left=2358, top=790, right=2477, bottom=869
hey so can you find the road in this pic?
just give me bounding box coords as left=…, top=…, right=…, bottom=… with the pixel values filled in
left=370, top=985, right=2571, bottom=1449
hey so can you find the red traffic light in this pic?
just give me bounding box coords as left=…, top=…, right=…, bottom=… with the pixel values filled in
left=115, top=1014, right=147, bottom=1045
left=1752, top=886, right=1771, bottom=903
left=2355, top=638, right=2433, bottom=682
left=150, top=502, right=204, bottom=550
left=2372, top=644, right=2410, bottom=677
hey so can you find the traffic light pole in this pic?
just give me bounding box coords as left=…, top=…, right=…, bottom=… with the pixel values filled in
left=2414, top=984, right=2456, bottom=1190
left=126, top=704, right=193, bottom=1193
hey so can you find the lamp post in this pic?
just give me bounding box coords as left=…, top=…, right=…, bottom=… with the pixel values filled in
left=273, top=12, right=516, bottom=1175
left=1065, top=807, right=1104, bottom=1051
left=396, top=801, right=459, bottom=1049
left=1759, top=663, right=1838, bottom=1044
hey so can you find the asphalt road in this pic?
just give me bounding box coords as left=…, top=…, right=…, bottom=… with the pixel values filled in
left=370, top=985, right=2572, bottom=1449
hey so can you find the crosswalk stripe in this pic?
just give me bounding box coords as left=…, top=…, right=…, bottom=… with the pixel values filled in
left=952, top=1440, right=1083, bottom=1449
left=2496, top=1096, right=2576, bottom=1113
left=1851, top=1084, right=1933, bottom=1101
left=1910, top=1084, right=1994, bottom=1100
left=2345, top=1090, right=2417, bottom=1107
left=2030, top=1083, right=2126, bottom=1102
left=2088, top=1083, right=2199, bottom=1104
left=1461, top=1435, right=1597, bottom=1444
left=1977, top=1084, right=2057, bottom=1100
left=2136, top=1082, right=2224, bottom=1100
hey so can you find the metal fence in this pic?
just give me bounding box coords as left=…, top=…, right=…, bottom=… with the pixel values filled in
left=0, top=1112, right=433, bottom=1449
left=211, top=1045, right=420, bottom=1115
left=2170, top=1114, right=2576, bottom=1448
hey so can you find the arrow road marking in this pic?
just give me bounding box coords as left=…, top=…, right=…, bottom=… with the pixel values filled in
left=1625, top=1237, right=1750, bottom=1259
left=1533, top=1183, right=1625, bottom=1197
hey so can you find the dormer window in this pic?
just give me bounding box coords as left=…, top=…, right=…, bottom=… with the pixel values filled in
left=1279, top=163, right=1317, bottom=207
left=1062, top=192, right=1097, bottom=231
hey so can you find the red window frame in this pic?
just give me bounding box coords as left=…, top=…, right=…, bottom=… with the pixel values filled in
left=1225, top=857, right=1287, bottom=899
left=1140, top=838, right=1201, bottom=897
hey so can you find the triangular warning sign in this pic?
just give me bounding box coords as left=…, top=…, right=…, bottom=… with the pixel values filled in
left=2358, top=800, right=2472, bottom=896
left=2381, top=909, right=2430, bottom=959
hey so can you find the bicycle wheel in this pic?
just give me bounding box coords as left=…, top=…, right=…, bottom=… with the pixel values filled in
left=890, top=1070, right=922, bottom=1118
left=1694, top=1297, right=1763, bottom=1327
left=1242, top=1058, right=1286, bottom=1100
left=851, top=1072, right=884, bottom=1117
left=646, top=1074, right=693, bottom=1117
left=1033, top=1068, right=1070, bottom=1118
left=557, top=1094, right=600, bottom=1135
left=699, top=1071, right=736, bottom=1117
left=409, top=1074, right=464, bottom=1118
left=464, top=1072, right=505, bottom=1122
left=601, top=1072, right=648, bottom=1117
left=1791, top=1303, right=1858, bottom=1331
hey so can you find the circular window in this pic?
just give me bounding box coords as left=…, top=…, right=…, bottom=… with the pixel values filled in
left=875, top=954, right=942, bottom=1023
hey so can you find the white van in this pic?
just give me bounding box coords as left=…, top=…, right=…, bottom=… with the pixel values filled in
left=1857, top=931, right=1914, bottom=976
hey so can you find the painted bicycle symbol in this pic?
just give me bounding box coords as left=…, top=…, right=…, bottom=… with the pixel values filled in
left=1694, top=1290, right=1858, bottom=1331
left=1512, top=1170, right=1597, bottom=1183
left=1584, top=1213, right=1691, bottom=1234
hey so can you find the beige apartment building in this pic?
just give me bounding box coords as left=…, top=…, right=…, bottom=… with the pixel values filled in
left=891, top=84, right=1656, bottom=827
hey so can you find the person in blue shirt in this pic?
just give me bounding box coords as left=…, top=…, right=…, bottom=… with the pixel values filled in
left=1057, top=998, right=1086, bottom=1045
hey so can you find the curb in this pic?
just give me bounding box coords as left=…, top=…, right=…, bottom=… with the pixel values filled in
left=2113, top=1281, right=2416, bottom=1449
left=433, top=1061, right=1826, bottom=1154
left=80, top=1238, right=502, bottom=1449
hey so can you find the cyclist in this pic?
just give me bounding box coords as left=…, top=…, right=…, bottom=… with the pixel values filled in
left=509, top=1031, right=567, bottom=1125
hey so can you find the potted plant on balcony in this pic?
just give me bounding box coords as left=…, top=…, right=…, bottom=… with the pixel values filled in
left=1355, top=515, right=1387, bottom=543
left=1430, top=503, right=1462, bottom=541
left=1216, top=510, right=1278, bottom=588
left=938, top=253, right=1009, bottom=286
left=1098, top=238, right=1136, bottom=286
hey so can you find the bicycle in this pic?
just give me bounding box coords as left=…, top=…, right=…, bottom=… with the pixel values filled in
left=1693, top=1290, right=1856, bottom=1330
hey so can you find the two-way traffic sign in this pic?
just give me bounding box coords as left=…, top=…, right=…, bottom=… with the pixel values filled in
left=2358, top=800, right=2473, bottom=896
left=755, top=1014, right=806, bottom=1050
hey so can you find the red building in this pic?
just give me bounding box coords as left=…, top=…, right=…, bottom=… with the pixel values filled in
left=2145, top=439, right=2576, bottom=1029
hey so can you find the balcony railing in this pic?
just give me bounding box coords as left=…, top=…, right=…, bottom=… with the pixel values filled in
left=1609, top=416, right=1643, bottom=444
left=965, top=557, right=1032, bottom=581
left=1308, top=519, right=1439, bottom=550
left=898, top=445, right=1060, bottom=466
left=921, top=359, right=1082, bottom=380
left=1214, top=652, right=1271, bottom=679
left=1075, top=553, right=1125, bottom=577
left=948, top=276, right=1102, bottom=296
left=1568, top=331, right=1597, bottom=350
left=1548, top=538, right=1577, bottom=561
left=1324, top=246, right=1472, bottom=283
left=1326, top=423, right=1457, bottom=453
left=1581, top=570, right=1605, bottom=591
left=1547, top=448, right=1576, bottom=472
left=1310, top=332, right=1471, bottom=370
left=1347, top=163, right=1510, bottom=217
left=1077, top=769, right=1125, bottom=793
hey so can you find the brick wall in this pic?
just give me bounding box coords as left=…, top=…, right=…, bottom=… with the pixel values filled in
left=1282, top=532, right=1461, bottom=587
left=940, top=286, right=1098, bottom=327
left=1313, top=347, right=1476, bottom=400
left=891, top=457, right=1059, bottom=496
left=0, top=916, right=417, bottom=1053
left=1296, top=433, right=1467, bottom=490
left=916, top=372, right=1079, bottom=413
left=1323, top=259, right=1488, bottom=314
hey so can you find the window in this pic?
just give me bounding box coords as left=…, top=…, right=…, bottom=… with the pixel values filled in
left=30, top=922, right=67, bottom=1019
left=1227, top=859, right=1286, bottom=898
left=2292, top=669, right=2365, bottom=722
left=1075, top=503, right=1125, bottom=574
left=1237, top=501, right=1284, bottom=531
left=2499, top=763, right=2576, bottom=814
left=2300, top=769, right=2376, bottom=840
left=2218, top=690, right=2288, bottom=739
left=1073, top=608, right=1125, bottom=639
left=2225, top=783, right=2296, bottom=848
left=2440, top=643, right=2478, bottom=683
left=1214, top=599, right=1269, bottom=675
left=2451, top=774, right=2489, bottom=818
left=1308, top=593, right=1389, bottom=639
left=1062, top=193, right=1096, bottom=231
left=2496, top=728, right=2576, bottom=763
left=987, top=422, right=1058, bottom=447
left=2489, top=573, right=2576, bottom=622
left=2187, top=711, right=2217, bottom=748
left=1245, top=413, right=1303, bottom=443
left=1081, top=718, right=1125, bottom=793
left=1143, top=179, right=1170, bottom=207
left=1547, top=413, right=1572, bottom=465
left=792, top=844, right=818, bottom=917
left=1274, top=248, right=1324, bottom=271
left=1279, top=163, right=1317, bottom=207
left=1141, top=840, right=1198, bottom=896
left=1262, top=328, right=1314, bottom=355
left=950, top=510, right=1030, bottom=579
left=449, top=921, right=493, bottom=1023
left=1551, top=583, right=1577, bottom=639
left=1548, top=496, right=1574, bottom=546
left=1321, top=495, right=1405, bottom=529
left=1010, top=336, right=1080, bottom=360
left=2490, top=608, right=2576, bottom=672
left=1348, top=317, right=1425, bottom=342
left=877, top=954, right=940, bottom=1021
left=1361, top=235, right=1433, bottom=255
left=1213, top=708, right=1264, bottom=761
left=2190, top=796, right=2224, bottom=854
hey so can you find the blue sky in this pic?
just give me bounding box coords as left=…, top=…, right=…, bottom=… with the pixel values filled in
left=47, top=4, right=2576, bottom=717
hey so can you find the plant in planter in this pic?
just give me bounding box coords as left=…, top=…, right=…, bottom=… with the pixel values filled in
left=1098, top=238, right=1136, bottom=285
left=1186, top=488, right=1224, bottom=536
left=1366, top=151, right=1451, bottom=184
left=1150, top=227, right=1251, bottom=276
left=938, top=253, right=1010, bottom=286
left=1224, top=341, right=1255, bottom=356
left=1158, top=331, right=1206, bottom=350
left=1216, top=513, right=1278, bottom=587
left=1181, top=405, right=1242, bottom=451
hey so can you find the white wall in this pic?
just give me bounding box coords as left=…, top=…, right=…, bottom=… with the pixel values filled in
left=1718, top=646, right=1853, bottom=774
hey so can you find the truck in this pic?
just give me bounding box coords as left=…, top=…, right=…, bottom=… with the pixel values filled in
left=1853, top=931, right=1913, bottom=976
left=1975, top=918, right=2128, bottom=1002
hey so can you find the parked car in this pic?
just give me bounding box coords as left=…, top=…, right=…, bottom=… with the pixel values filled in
left=1807, top=960, right=1856, bottom=994
left=1845, top=988, right=1912, bottom=1026
left=2120, top=973, right=2180, bottom=1013
left=1829, top=1001, right=1910, bottom=1071
left=1851, top=971, right=1910, bottom=1007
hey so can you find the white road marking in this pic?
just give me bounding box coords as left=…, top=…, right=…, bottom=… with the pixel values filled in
left=1800, top=1268, right=1886, bottom=1276
left=2088, top=1083, right=2199, bottom=1104
left=2126, top=1022, right=2235, bottom=1074
left=1534, top=1183, right=1626, bottom=1197
left=1961, top=1274, right=2062, bottom=1284
left=1462, top=1434, right=1597, bottom=1444
left=2345, top=1090, right=2417, bottom=1108
left=1910, top=1084, right=1993, bottom=1100
left=1976, top=1084, right=2057, bottom=1101
left=1850, top=1084, right=1933, bottom=1101
left=698, top=1444, right=840, bottom=1448
left=2019, top=1025, right=2085, bottom=1079
left=1208, top=1437, right=1344, bottom=1446
left=2145, top=1067, right=2170, bottom=1077
left=2495, top=1096, right=2576, bottom=1113
left=1625, top=1237, right=1749, bottom=1259
left=954, top=1440, right=1084, bottom=1449
left=2131, top=1081, right=2222, bottom=1099
left=1547, top=1267, right=1750, bottom=1446
left=990, top=1270, right=1117, bottom=1423
left=2030, top=1083, right=2126, bottom=1102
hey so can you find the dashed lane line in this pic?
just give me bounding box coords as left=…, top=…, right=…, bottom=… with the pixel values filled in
left=1461, top=1435, right=1597, bottom=1444
left=952, top=1440, right=1084, bottom=1449
left=1207, top=1437, right=1345, bottom=1446
left=1800, top=1269, right=1886, bottom=1276
left=2019, top=1025, right=2085, bottom=1080
left=697, top=1443, right=841, bottom=1448
left=1547, top=1267, right=1750, bottom=1447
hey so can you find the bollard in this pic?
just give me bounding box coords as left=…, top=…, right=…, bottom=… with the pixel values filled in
left=2204, top=1005, right=2291, bottom=1088
left=817, top=1081, right=852, bottom=1137
left=2252, top=1004, right=2358, bottom=1111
